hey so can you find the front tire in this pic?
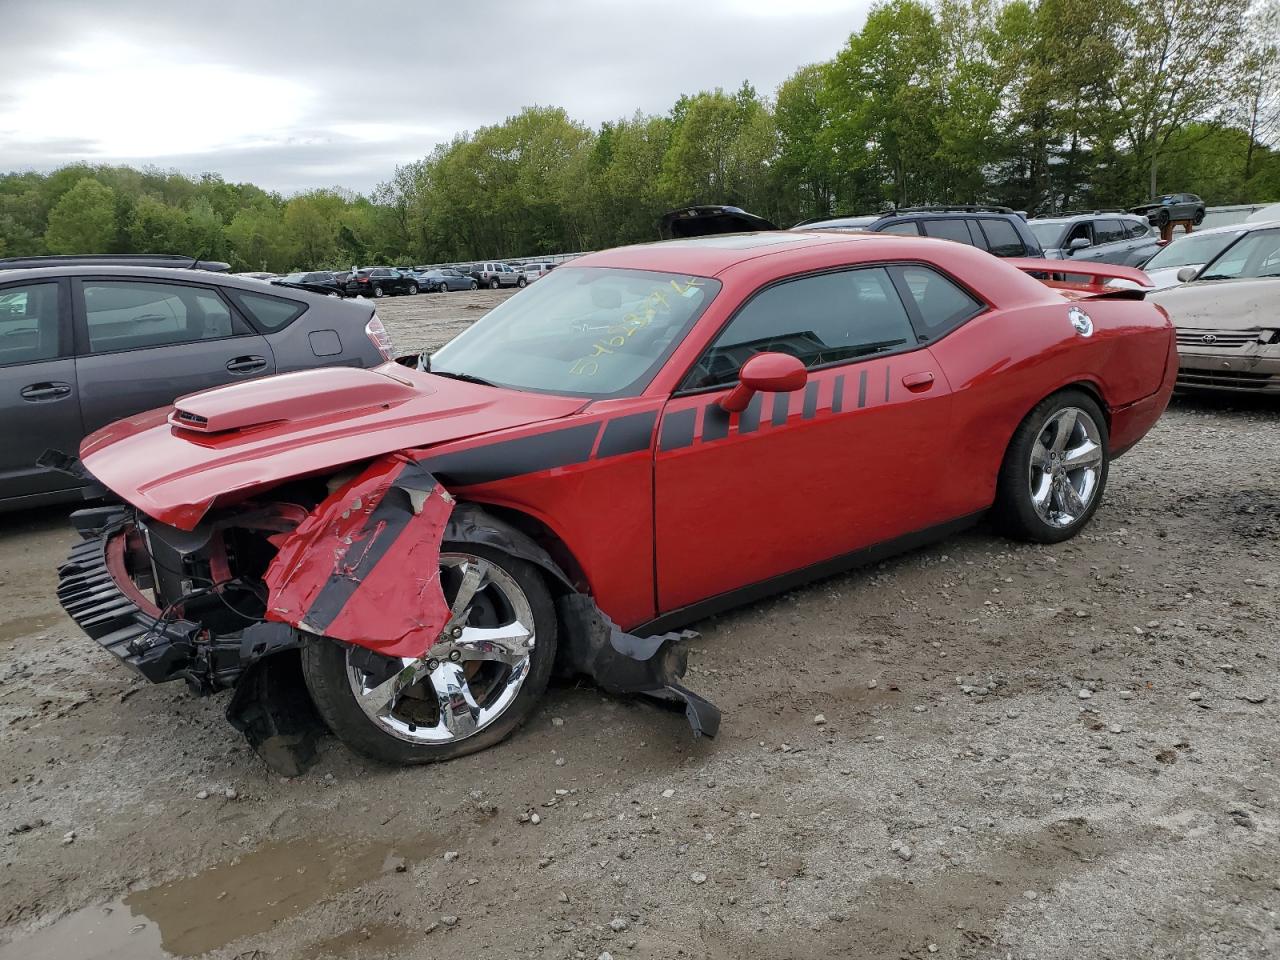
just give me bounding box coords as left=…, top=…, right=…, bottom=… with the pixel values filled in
left=301, top=545, right=557, bottom=765
left=1193, top=208, right=1205, bottom=225
left=407, top=282, right=418, bottom=295
left=470, top=281, right=478, bottom=290
left=992, top=390, right=1109, bottom=544
left=1155, top=209, right=1170, bottom=227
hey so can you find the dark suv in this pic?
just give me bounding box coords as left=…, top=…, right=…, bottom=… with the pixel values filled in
left=1131, top=193, right=1206, bottom=227
left=344, top=267, right=419, bottom=298
left=794, top=206, right=1044, bottom=258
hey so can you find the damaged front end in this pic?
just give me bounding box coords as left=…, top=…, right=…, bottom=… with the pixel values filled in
left=58, top=456, right=718, bottom=773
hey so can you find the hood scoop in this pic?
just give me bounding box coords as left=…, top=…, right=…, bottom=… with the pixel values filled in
left=169, top=367, right=424, bottom=434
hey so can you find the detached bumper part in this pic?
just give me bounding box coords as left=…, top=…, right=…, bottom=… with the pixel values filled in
left=557, top=594, right=721, bottom=738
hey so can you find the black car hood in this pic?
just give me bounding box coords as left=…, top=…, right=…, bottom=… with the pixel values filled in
left=660, top=205, right=779, bottom=239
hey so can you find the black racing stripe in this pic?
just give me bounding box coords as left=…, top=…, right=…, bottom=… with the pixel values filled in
left=426, top=422, right=601, bottom=485
left=802, top=381, right=819, bottom=420
left=884, top=365, right=891, bottom=402
left=833, top=374, right=845, bottom=413
left=659, top=407, right=697, bottom=451
left=702, top=402, right=731, bottom=443
left=596, top=411, right=658, bottom=459
left=858, top=369, right=868, bottom=408
left=771, top=391, right=790, bottom=426
left=305, top=464, right=430, bottom=632
left=738, top=392, right=763, bottom=434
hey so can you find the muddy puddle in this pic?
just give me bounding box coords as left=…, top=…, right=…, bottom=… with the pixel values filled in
left=0, top=833, right=440, bottom=959
left=0, top=612, right=62, bottom=644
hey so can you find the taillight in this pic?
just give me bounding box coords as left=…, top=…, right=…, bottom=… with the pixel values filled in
left=357, top=276, right=369, bottom=283
left=365, top=315, right=394, bottom=360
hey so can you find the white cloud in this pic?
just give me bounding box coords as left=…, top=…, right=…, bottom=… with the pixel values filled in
left=0, top=36, right=312, bottom=157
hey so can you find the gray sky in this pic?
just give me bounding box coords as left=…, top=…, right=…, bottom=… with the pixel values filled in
left=0, top=0, right=872, bottom=195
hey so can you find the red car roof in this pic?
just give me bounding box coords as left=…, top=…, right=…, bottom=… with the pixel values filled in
left=573, top=230, right=891, bottom=278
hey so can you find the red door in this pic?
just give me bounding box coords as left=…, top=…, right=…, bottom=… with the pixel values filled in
left=652, top=266, right=956, bottom=615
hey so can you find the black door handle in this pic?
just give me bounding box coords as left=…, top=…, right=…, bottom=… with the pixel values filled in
left=226, top=356, right=268, bottom=373
left=21, top=381, right=72, bottom=401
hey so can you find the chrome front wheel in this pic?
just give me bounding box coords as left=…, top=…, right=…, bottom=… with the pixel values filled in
left=345, top=554, right=535, bottom=745
left=1027, top=407, right=1104, bottom=528
left=302, top=544, right=557, bottom=765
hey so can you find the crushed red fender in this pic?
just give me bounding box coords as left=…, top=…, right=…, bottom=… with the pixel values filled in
left=263, top=455, right=455, bottom=658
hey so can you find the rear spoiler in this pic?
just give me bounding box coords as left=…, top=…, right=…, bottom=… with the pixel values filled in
left=1006, top=258, right=1155, bottom=300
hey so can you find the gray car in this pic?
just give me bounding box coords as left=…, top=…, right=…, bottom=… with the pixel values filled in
left=1027, top=213, right=1159, bottom=266
left=0, top=263, right=389, bottom=510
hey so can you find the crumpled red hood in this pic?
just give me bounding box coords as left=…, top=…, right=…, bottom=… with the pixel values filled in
left=80, top=363, right=586, bottom=529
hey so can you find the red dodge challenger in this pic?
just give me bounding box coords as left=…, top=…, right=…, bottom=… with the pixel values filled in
left=56, top=230, right=1175, bottom=771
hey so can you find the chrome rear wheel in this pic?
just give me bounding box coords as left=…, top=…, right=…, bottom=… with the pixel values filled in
left=1028, top=407, right=1104, bottom=528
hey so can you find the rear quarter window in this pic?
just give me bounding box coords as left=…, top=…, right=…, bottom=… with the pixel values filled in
left=920, top=219, right=976, bottom=245
left=227, top=289, right=308, bottom=332
left=978, top=219, right=1026, bottom=257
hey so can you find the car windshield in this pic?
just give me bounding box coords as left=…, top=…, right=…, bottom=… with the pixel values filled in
left=281, top=273, right=307, bottom=283
left=1027, top=221, right=1067, bottom=247
left=1144, top=230, right=1245, bottom=271
left=430, top=266, right=721, bottom=398
left=1196, top=228, right=1280, bottom=280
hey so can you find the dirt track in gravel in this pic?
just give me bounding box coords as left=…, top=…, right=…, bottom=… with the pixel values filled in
left=1, top=288, right=1277, bottom=960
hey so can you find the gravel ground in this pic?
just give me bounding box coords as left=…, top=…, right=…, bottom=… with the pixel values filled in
left=0, top=288, right=1277, bottom=960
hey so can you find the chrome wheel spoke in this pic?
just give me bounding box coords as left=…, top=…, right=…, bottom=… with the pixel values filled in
left=1058, top=477, right=1087, bottom=517
left=1031, top=474, right=1054, bottom=516
left=447, top=559, right=489, bottom=625
left=1061, top=439, right=1102, bottom=471
left=429, top=661, right=482, bottom=738
left=452, top=621, right=532, bottom=666
left=1049, top=409, right=1078, bottom=454
left=1030, top=440, right=1050, bottom=471
left=354, top=656, right=428, bottom=723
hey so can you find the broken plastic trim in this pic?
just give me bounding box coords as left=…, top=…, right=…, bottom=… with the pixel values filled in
left=556, top=594, right=720, bottom=738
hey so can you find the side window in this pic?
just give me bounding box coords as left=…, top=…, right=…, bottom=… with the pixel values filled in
left=1094, top=219, right=1125, bottom=244
left=893, top=265, right=984, bottom=340
left=82, top=281, right=239, bottom=354
left=227, top=290, right=307, bottom=332
left=1125, top=219, right=1149, bottom=240
left=879, top=221, right=921, bottom=236
left=920, top=219, right=976, bottom=246
left=978, top=219, right=1026, bottom=257
left=1065, top=221, right=1092, bottom=245
left=0, top=282, right=60, bottom=366
left=682, top=267, right=917, bottom=390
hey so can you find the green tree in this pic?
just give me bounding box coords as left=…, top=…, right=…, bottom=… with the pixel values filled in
left=826, top=0, right=944, bottom=207
left=43, top=177, right=118, bottom=254
left=1111, top=0, right=1251, bottom=198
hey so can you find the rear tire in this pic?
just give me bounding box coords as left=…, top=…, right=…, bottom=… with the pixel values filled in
left=517, top=276, right=527, bottom=288
left=992, top=390, right=1109, bottom=544
left=489, top=278, right=500, bottom=289
left=407, top=282, right=418, bottom=295
left=301, top=545, right=557, bottom=765
left=373, top=285, right=385, bottom=298
left=1193, top=208, right=1205, bottom=225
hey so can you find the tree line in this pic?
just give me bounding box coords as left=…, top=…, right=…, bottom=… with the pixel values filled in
left=1, top=0, right=1276, bottom=272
